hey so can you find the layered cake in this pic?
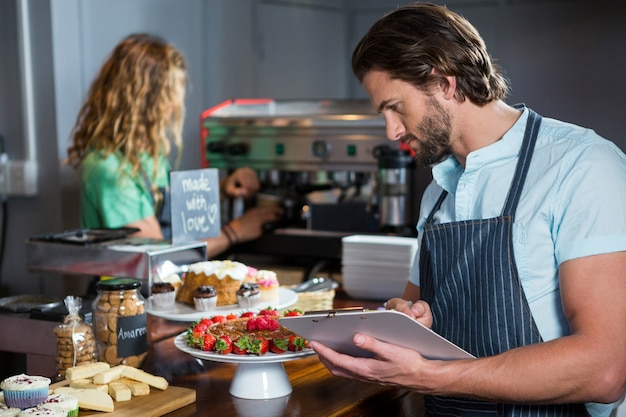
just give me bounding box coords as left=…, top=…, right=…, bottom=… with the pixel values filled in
left=176, top=260, right=250, bottom=307
left=254, top=270, right=280, bottom=304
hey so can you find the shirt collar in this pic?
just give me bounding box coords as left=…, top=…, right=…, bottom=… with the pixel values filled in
left=431, top=106, right=530, bottom=194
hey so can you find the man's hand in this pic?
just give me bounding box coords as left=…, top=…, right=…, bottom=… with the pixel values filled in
left=385, top=297, right=433, bottom=329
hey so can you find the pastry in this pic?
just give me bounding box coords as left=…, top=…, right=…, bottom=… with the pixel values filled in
left=150, top=282, right=176, bottom=308
left=255, top=270, right=280, bottom=304
left=0, top=374, right=50, bottom=410
left=176, top=260, right=249, bottom=306
left=193, top=286, right=217, bottom=311
left=37, top=394, right=79, bottom=417
left=236, top=283, right=260, bottom=308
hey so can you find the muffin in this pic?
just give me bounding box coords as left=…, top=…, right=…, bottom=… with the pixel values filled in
left=255, top=270, right=280, bottom=304
left=193, top=286, right=217, bottom=311
left=160, top=273, right=182, bottom=294
left=17, top=407, right=65, bottom=417
left=151, top=282, right=176, bottom=308
left=237, top=283, right=260, bottom=308
left=37, top=394, right=79, bottom=417
left=0, top=374, right=50, bottom=409
left=0, top=402, right=20, bottom=417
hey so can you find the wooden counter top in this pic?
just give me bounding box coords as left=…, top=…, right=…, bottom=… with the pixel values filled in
left=142, top=292, right=425, bottom=417
left=0, top=291, right=424, bottom=416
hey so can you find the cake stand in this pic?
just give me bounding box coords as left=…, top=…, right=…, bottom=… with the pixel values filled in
left=174, top=332, right=316, bottom=399
left=147, top=287, right=298, bottom=322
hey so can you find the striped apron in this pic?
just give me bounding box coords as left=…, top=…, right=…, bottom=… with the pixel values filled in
left=419, top=109, right=589, bottom=416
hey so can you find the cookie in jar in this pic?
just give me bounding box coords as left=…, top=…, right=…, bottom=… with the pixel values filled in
left=92, top=278, right=147, bottom=368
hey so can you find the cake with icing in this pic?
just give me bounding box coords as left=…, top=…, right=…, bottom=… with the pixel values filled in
left=0, top=374, right=50, bottom=410
left=176, top=260, right=250, bottom=306
left=16, top=407, right=65, bottom=417
left=37, top=393, right=79, bottom=417
left=254, top=270, right=280, bottom=304
left=0, top=402, right=20, bottom=417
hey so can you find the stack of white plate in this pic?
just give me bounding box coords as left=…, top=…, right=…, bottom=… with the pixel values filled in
left=341, top=235, right=418, bottom=301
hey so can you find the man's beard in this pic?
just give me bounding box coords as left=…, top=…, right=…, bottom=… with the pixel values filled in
left=401, top=98, right=452, bottom=167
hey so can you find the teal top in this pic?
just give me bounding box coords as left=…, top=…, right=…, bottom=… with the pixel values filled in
left=79, top=150, right=170, bottom=229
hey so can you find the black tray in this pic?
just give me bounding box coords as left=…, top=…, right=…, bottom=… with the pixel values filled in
left=29, top=227, right=140, bottom=246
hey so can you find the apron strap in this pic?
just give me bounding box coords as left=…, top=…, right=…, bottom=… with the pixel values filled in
left=501, top=109, right=542, bottom=218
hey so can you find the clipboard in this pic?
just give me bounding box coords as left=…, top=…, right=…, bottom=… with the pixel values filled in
left=279, top=309, right=475, bottom=360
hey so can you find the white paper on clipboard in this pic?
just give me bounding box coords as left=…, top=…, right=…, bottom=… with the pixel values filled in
left=279, top=309, right=475, bottom=360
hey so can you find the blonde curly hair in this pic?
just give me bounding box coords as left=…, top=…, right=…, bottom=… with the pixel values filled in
left=67, top=33, right=187, bottom=182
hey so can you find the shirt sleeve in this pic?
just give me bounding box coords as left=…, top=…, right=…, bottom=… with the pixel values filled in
left=80, top=153, right=156, bottom=229
left=553, top=139, right=626, bottom=263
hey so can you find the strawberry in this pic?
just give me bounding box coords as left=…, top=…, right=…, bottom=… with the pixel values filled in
left=199, top=318, right=214, bottom=327
left=211, top=315, right=227, bottom=324
left=202, top=333, right=217, bottom=351
left=288, top=335, right=308, bottom=351
left=270, top=337, right=289, bottom=354
left=255, top=316, right=270, bottom=330
left=240, top=311, right=256, bottom=319
left=259, top=307, right=278, bottom=317
left=266, top=318, right=280, bottom=331
left=233, top=336, right=251, bottom=355
left=246, top=316, right=280, bottom=331
left=283, top=309, right=303, bottom=317
left=187, top=325, right=205, bottom=348
left=215, top=335, right=233, bottom=354
left=248, top=338, right=270, bottom=356
left=226, top=313, right=238, bottom=321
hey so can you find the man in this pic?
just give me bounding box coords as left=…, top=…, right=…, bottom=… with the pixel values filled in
left=311, top=3, right=626, bottom=416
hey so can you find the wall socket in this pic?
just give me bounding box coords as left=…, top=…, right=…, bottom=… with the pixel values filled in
left=0, top=159, right=38, bottom=196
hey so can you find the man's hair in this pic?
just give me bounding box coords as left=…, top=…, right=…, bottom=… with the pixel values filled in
left=352, top=2, right=509, bottom=104
left=67, top=33, right=187, bottom=177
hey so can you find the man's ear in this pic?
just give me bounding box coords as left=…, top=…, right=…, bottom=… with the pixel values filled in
left=430, top=68, right=457, bottom=100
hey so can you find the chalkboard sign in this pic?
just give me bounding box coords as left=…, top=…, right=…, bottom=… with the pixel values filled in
left=170, top=168, right=221, bottom=245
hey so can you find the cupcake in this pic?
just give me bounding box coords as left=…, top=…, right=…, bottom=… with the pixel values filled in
left=0, top=402, right=20, bottom=417
left=0, top=374, right=50, bottom=410
left=37, top=394, right=78, bottom=417
left=193, top=286, right=217, bottom=311
left=17, top=407, right=65, bottom=417
left=237, top=283, right=260, bottom=308
left=160, top=273, right=182, bottom=294
left=255, top=270, right=280, bottom=304
left=151, top=282, right=176, bottom=308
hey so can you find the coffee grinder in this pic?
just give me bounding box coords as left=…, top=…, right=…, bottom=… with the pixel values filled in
left=374, top=145, right=416, bottom=236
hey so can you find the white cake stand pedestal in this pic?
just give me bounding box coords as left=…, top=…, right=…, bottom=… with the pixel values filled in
left=174, top=332, right=316, bottom=399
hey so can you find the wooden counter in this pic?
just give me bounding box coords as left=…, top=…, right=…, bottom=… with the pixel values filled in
left=142, top=292, right=425, bottom=417
left=0, top=291, right=425, bottom=416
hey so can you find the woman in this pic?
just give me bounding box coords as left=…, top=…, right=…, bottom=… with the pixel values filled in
left=67, top=33, right=281, bottom=257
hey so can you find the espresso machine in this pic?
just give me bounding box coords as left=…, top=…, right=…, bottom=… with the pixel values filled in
left=200, top=99, right=425, bottom=268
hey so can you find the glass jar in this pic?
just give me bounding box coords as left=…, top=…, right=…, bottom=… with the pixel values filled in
left=93, top=278, right=147, bottom=367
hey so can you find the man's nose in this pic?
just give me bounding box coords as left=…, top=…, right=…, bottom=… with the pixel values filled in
left=385, top=116, right=404, bottom=141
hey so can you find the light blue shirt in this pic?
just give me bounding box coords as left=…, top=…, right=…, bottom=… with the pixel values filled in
left=409, top=108, right=626, bottom=417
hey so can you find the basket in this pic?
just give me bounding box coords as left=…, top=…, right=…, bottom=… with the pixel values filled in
left=283, top=286, right=335, bottom=312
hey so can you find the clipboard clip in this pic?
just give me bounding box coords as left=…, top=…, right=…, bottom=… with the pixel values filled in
left=303, top=307, right=367, bottom=317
